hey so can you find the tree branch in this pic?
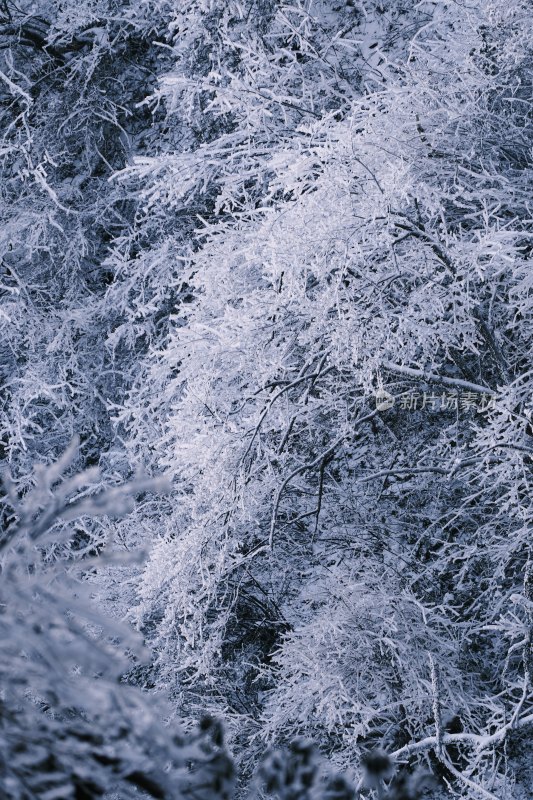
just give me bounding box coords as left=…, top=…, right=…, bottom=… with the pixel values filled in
left=269, top=409, right=378, bottom=549
left=390, top=711, right=533, bottom=761
left=382, top=361, right=495, bottom=395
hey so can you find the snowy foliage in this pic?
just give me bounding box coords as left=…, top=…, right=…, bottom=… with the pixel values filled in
left=1, top=0, right=532, bottom=798
left=0, top=442, right=237, bottom=799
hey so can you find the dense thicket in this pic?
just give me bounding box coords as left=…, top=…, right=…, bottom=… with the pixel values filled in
left=1, top=1, right=532, bottom=799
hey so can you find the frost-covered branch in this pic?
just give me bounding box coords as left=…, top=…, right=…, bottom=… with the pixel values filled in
left=382, top=362, right=495, bottom=395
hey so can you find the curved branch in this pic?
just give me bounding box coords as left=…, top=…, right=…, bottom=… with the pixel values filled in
left=269, top=408, right=378, bottom=549
left=390, top=710, right=533, bottom=762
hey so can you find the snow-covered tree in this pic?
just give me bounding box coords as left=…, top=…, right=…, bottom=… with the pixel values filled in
left=0, top=441, right=237, bottom=799
left=112, top=1, right=533, bottom=796
left=1, top=0, right=532, bottom=797
left=0, top=0, right=172, bottom=480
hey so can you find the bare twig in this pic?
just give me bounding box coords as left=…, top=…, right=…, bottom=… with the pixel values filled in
left=269, top=409, right=378, bottom=549
left=241, top=356, right=332, bottom=467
